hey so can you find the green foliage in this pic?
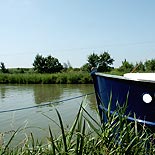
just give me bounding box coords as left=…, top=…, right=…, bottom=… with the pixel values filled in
left=106, top=68, right=124, bottom=76
left=0, top=62, right=9, bottom=73
left=98, top=52, right=114, bottom=71
left=88, top=53, right=99, bottom=68
left=118, top=59, right=134, bottom=73
left=33, top=54, right=45, bottom=73
left=0, top=71, right=92, bottom=84
left=2, top=51, right=155, bottom=76
left=87, top=52, right=114, bottom=72
left=33, top=54, right=63, bottom=73
left=63, top=60, right=72, bottom=71
left=134, top=61, right=145, bottom=72
left=81, top=63, right=90, bottom=72
left=144, top=59, right=155, bottom=72
left=45, top=55, right=63, bottom=73
left=9, top=68, right=33, bottom=74
left=118, top=59, right=155, bottom=73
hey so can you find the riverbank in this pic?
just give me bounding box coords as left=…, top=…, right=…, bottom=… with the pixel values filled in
left=0, top=71, right=92, bottom=84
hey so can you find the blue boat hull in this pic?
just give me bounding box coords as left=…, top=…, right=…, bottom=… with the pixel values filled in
left=91, top=72, right=155, bottom=127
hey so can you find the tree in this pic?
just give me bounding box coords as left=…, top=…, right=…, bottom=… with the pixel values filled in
left=133, top=61, right=145, bottom=72
left=44, top=55, right=63, bottom=73
left=81, top=63, right=90, bottom=72
left=33, top=54, right=46, bottom=73
left=98, top=52, right=114, bottom=72
left=33, top=54, right=63, bottom=73
left=0, top=62, right=9, bottom=73
left=118, top=59, right=134, bottom=73
left=87, top=53, right=99, bottom=68
left=63, top=60, right=72, bottom=72
left=144, top=59, right=155, bottom=72
left=87, top=52, right=114, bottom=72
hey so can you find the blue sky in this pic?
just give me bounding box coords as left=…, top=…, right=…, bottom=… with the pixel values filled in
left=0, top=0, right=155, bottom=68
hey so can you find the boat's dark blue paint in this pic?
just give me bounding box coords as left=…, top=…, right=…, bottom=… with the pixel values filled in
left=91, top=71, right=155, bottom=127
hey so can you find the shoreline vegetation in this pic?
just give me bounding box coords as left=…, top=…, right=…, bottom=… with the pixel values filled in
left=0, top=71, right=93, bottom=84
left=1, top=98, right=155, bottom=154
left=1, top=52, right=155, bottom=84
left=0, top=68, right=150, bottom=84
left=0, top=67, right=125, bottom=84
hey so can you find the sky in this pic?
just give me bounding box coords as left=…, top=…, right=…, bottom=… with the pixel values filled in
left=0, top=0, right=155, bottom=68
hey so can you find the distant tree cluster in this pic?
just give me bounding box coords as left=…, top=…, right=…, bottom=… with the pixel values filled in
left=1, top=51, right=155, bottom=74
left=81, top=52, right=114, bottom=72
left=118, top=59, right=155, bottom=73
left=33, top=54, right=63, bottom=73
left=63, top=60, right=72, bottom=72
left=118, top=59, right=134, bottom=73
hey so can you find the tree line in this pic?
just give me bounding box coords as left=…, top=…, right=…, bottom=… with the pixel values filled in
left=1, top=52, right=155, bottom=74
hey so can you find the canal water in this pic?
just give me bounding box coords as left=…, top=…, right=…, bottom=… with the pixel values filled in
left=0, top=84, right=97, bottom=145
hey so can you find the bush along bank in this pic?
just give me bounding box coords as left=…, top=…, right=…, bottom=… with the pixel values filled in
left=0, top=72, right=93, bottom=84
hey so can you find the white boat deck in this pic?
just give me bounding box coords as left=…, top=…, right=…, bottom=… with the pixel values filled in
left=95, top=72, right=155, bottom=83
left=124, top=73, right=155, bottom=81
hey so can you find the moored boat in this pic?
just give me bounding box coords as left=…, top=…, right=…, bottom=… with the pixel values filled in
left=91, top=70, right=155, bottom=128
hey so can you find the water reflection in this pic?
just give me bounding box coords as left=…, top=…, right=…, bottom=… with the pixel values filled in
left=33, top=84, right=64, bottom=104
left=0, top=84, right=96, bottom=109
left=0, top=86, right=6, bottom=99
left=32, top=84, right=96, bottom=110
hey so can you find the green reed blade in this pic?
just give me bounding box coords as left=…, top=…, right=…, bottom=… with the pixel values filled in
left=1, top=128, right=19, bottom=155
left=30, top=132, right=35, bottom=151
left=55, top=109, right=68, bottom=154
left=48, top=126, right=56, bottom=155
left=79, top=120, right=86, bottom=155
left=81, top=106, right=102, bottom=130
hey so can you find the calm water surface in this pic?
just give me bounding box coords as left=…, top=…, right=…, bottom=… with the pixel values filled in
left=0, top=84, right=97, bottom=144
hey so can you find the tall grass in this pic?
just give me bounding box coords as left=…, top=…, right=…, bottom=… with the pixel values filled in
left=0, top=97, right=155, bottom=154
left=0, top=72, right=92, bottom=84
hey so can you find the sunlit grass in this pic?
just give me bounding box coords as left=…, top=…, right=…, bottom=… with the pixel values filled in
left=0, top=72, right=92, bottom=84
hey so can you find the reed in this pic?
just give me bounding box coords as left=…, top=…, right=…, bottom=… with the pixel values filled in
left=0, top=71, right=92, bottom=84
left=0, top=97, right=155, bottom=154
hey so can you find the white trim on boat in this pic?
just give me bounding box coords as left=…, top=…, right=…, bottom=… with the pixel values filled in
left=95, top=72, right=155, bottom=83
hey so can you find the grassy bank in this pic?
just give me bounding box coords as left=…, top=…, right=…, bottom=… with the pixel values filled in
left=0, top=71, right=92, bottom=84
left=1, top=98, right=155, bottom=154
